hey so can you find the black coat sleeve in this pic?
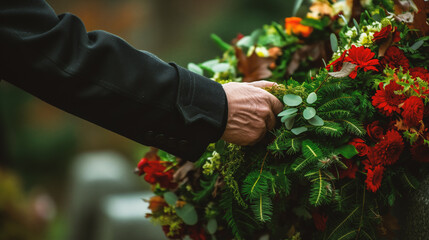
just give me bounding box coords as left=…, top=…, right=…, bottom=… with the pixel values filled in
left=0, top=0, right=227, bottom=161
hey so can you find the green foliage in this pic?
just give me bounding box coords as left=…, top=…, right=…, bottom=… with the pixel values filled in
left=193, top=174, right=218, bottom=203
left=242, top=170, right=273, bottom=200
left=250, top=194, right=273, bottom=223
left=220, top=190, right=260, bottom=240
left=314, top=121, right=345, bottom=138
left=308, top=170, right=333, bottom=206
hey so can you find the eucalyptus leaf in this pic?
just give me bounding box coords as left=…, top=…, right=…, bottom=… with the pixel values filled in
left=285, top=116, right=296, bottom=130
left=283, top=94, right=303, bottom=106
left=306, top=92, right=317, bottom=104
left=353, top=19, right=360, bottom=35
left=410, top=40, right=424, bottom=51
left=201, top=59, right=220, bottom=68
left=187, top=63, right=203, bottom=75
left=339, top=14, right=348, bottom=24
left=164, top=192, right=178, bottom=206
left=207, top=218, right=218, bottom=234
left=308, top=115, right=324, bottom=126
left=236, top=36, right=254, bottom=48
left=175, top=204, right=198, bottom=225
left=278, top=108, right=298, bottom=117
left=330, top=33, right=338, bottom=52
left=291, top=126, right=308, bottom=135
left=281, top=113, right=297, bottom=123
left=212, top=63, right=230, bottom=73
left=293, top=0, right=304, bottom=16
left=303, top=107, right=316, bottom=120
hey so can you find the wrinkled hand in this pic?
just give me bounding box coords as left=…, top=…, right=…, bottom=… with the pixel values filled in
left=221, top=81, right=283, bottom=145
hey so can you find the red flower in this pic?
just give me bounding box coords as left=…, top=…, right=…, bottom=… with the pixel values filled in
left=188, top=225, right=207, bottom=240
left=392, top=27, right=401, bottom=43
left=366, top=121, right=385, bottom=142
left=373, top=130, right=404, bottom=165
left=410, top=67, right=429, bottom=83
left=366, top=165, right=385, bottom=192
left=339, top=158, right=358, bottom=179
left=380, top=46, right=410, bottom=71
left=372, top=81, right=406, bottom=116
left=411, top=139, right=429, bottom=163
left=344, top=45, right=379, bottom=79
left=401, top=96, right=424, bottom=127
left=373, top=25, right=392, bottom=43
left=349, top=138, right=369, bottom=156
left=137, top=158, right=177, bottom=189
left=312, top=210, right=328, bottom=231
left=326, top=50, right=347, bottom=71
left=362, top=147, right=382, bottom=170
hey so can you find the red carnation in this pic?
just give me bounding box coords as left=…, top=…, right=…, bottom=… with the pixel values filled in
left=312, top=210, right=328, bottom=231
left=392, top=27, right=401, bottom=42
left=401, top=96, right=424, bottom=127
left=372, top=81, right=406, bottom=116
left=339, top=158, right=358, bottom=179
left=366, top=121, right=385, bottom=142
left=410, top=67, right=429, bottom=83
left=373, top=130, right=404, bottom=165
left=326, top=50, right=347, bottom=72
left=380, top=46, right=410, bottom=72
left=373, top=25, right=392, bottom=43
left=188, top=225, right=207, bottom=240
left=344, top=45, right=379, bottom=79
left=349, top=138, right=369, bottom=156
left=366, top=165, right=384, bottom=192
left=137, top=157, right=177, bottom=189
left=411, top=139, right=429, bottom=162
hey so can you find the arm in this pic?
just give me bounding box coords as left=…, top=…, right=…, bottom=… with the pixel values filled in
left=0, top=0, right=227, bottom=161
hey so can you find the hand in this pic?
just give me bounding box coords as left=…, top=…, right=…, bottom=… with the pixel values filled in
left=221, top=81, right=283, bottom=145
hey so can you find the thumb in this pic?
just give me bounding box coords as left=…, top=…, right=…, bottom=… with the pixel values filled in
left=267, top=93, right=284, bottom=115
left=247, top=80, right=278, bottom=88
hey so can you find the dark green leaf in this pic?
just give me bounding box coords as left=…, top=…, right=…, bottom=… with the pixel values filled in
left=335, top=144, right=358, bottom=159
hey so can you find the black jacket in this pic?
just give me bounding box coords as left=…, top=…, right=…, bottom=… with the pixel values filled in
left=0, top=0, right=227, bottom=161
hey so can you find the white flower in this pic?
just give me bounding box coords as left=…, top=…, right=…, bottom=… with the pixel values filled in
left=332, top=0, right=352, bottom=24
left=247, top=46, right=269, bottom=57
left=358, top=32, right=373, bottom=47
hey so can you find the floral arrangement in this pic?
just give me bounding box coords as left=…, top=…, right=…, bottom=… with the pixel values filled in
left=136, top=0, right=429, bottom=239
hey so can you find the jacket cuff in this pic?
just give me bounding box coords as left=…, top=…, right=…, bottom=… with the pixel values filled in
left=171, top=63, right=227, bottom=156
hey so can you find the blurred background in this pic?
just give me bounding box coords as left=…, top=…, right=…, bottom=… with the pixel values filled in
left=0, top=0, right=298, bottom=239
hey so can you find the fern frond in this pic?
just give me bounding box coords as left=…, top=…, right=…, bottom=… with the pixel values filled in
left=220, top=190, right=260, bottom=240
left=242, top=170, right=272, bottom=200
left=301, top=140, right=323, bottom=159
left=274, top=165, right=291, bottom=196
left=251, top=193, right=273, bottom=223
left=193, top=174, right=218, bottom=202
left=309, top=170, right=332, bottom=206
left=318, top=95, right=355, bottom=112
left=339, top=119, right=366, bottom=137
left=326, top=206, right=360, bottom=240
left=318, top=109, right=351, bottom=119
left=314, top=121, right=345, bottom=138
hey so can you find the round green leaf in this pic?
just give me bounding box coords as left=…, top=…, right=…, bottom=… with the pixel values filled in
left=175, top=204, right=198, bottom=225
left=281, top=113, right=297, bottom=123
left=284, top=116, right=296, bottom=130
left=187, top=63, right=203, bottom=75
left=283, top=94, right=302, bottom=106
left=212, top=63, right=230, bottom=73
left=278, top=108, right=298, bottom=117
left=207, top=218, right=218, bottom=234
left=303, top=107, right=316, bottom=120
left=291, top=126, right=308, bottom=135
left=308, top=115, right=324, bottom=126
left=306, top=92, right=317, bottom=104
left=163, top=192, right=178, bottom=206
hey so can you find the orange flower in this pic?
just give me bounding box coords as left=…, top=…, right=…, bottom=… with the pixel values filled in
left=148, top=195, right=167, bottom=213
left=285, top=17, right=313, bottom=38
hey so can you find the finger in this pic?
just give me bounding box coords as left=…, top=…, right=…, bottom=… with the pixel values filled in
left=247, top=80, right=278, bottom=88
left=267, top=93, right=284, bottom=115
left=266, top=110, right=276, bottom=131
